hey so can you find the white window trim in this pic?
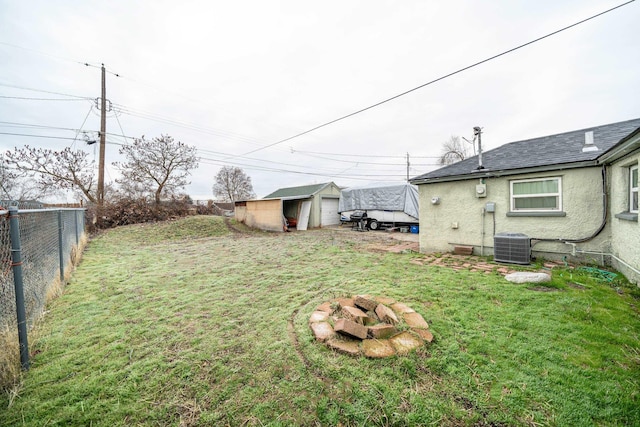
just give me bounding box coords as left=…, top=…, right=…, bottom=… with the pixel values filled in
left=510, top=177, right=562, bottom=212
left=631, top=165, right=638, bottom=214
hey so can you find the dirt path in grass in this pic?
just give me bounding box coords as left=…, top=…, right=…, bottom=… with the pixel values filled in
left=313, top=225, right=420, bottom=253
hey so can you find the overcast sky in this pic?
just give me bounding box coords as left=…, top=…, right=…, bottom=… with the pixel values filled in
left=1, top=0, right=638, bottom=200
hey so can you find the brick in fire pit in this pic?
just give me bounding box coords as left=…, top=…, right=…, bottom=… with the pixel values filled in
left=368, top=324, right=398, bottom=339
left=341, top=306, right=369, bottom=324
left=334, top=318, right=368, bottom=340
left=403, top=311, right=429, bottom=329
left=375, top=303, right=399, bottom=325
left=354, top=295, right=378, bottom=312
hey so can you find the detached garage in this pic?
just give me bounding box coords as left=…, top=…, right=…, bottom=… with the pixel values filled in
left=235, top=182, right=341, bottom=232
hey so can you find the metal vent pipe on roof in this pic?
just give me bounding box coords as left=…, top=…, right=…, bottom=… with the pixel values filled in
left=474, top=126, right=484, bottom=169
left=582, top=130, right=599, bottom=152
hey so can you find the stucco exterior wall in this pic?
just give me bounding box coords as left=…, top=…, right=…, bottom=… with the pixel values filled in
left=418, top=167, right=609, bottom=261
left=609, top=151, right=639, bottom=284
left=243, top=199, right=284, bottom=232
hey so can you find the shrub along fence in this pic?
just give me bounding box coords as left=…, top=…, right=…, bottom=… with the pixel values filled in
left=0, top=206, right=85, bottom=370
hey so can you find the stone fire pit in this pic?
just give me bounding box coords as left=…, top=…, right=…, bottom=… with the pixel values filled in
left=309, top=294, right=433, bottom=358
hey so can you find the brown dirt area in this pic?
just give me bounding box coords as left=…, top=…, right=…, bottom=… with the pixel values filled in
left=320, top=225, right=566, bottom=277
left=326, top=224, right=419, bottom=253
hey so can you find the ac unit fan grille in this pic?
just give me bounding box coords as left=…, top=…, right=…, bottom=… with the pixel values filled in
left=494, top=233, right=531, bottom=265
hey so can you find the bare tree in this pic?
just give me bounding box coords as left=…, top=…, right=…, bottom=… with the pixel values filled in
left=0, top=163, right=46, bottom=201
left=114, top=135, right=199, bottom=204
left=0, top=160, right=19, bottom=199
left=438, top=135, right=472, bottom=166
left=213, top=166, right=255, bottom=202
left=4, top=146, right=96, bottom=202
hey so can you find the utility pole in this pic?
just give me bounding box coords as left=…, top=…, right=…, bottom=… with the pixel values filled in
left=97, top=64, right=106, bottom=208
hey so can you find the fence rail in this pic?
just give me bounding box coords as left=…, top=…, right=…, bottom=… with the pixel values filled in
left=0, top=207, right=86, bottom=367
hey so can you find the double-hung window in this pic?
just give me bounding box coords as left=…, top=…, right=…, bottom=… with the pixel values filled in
left=631, top=165, right=638, bottom=214
left=510, top=177, right=562, bottom=212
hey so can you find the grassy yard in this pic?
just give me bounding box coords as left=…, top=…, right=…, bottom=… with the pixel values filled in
left=1, top=216, right=639, bottom=426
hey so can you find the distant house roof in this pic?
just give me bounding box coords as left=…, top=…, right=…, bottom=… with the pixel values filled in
left=411, top=118, right=640, bottom=184
left=263, top=182, right=334, bottom=199
left=0, top=199, right=44, bottom=209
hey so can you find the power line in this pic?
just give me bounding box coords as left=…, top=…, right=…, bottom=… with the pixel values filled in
left=0, top=82, right=91, bottom=100
left=70, top=105, right=95, bottom=149
left=113, top=103, right=440, bottom=165
left=0, top=121, right=85, bottom=132
left=0, top=132, right=79, bottom=141
left=0, top=127, right=438, bottom=175
left=198, top=156, right=409, bottom=181
left=0, top=131, right=429, bottom=182
left=0, top=41, right=91, bottom=66
left=0, top=95, right=88, bottom=101
left=292, top=150, right=436, bottom=166
left=235, top=0, right=635, bottom=158
left=113, top=109, right=131, bottom=146
left=0, top=121, right=136, bottom=143
left=290, top=148, right=440, bottom=159
left=2, top=41, right=283, bottom=150
left=113, top=102, right=275, bottom=148
left=1, top=85, right=431, bottom=163
left=197, top=148, right=356, bottom=173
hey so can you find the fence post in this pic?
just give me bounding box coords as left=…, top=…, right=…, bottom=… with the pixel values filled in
left=74, top=210, right=79, bottom=245
left=58, top=210, right=64, bottom=283
left=8, top=206, right=30, bottom=370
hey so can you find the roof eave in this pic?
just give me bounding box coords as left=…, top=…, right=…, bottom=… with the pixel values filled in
left=410, top=160, right=598, bottom=185
left=261, top=195, right=313, bottom=201
left=597, top=128, right=640, bottom=164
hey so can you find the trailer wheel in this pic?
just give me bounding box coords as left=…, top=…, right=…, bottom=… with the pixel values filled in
left=368, top=219, right=379, bottom=230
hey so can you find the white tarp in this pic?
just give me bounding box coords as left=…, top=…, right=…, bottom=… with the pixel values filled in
left=338, top=182, right=420, bottom=219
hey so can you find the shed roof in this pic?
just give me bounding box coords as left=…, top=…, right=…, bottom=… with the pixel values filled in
left=411, top=118, right=640, bottom=184
left=262, top=182, right=334, bottom=199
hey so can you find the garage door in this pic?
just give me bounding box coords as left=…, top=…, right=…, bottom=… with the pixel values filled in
left=321, top=198, right=340, bottom=226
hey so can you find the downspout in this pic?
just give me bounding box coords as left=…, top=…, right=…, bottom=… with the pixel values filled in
left=532, top=165, right=608, bottom=244
left=528, top=165, right=638, bottom=276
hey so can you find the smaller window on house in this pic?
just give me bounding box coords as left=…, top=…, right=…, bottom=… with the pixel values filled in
left=631, top=165, right=638, bottom=214
left=510, top=177, right=562, bottom=212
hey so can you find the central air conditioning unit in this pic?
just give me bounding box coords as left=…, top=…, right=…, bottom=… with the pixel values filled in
left=493, top=232, right=531, bottom=265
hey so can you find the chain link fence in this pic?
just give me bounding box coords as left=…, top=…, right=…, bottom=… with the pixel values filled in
left=0, top=208, right=86, bottom=330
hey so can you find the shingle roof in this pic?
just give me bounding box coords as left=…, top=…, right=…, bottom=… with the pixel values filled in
left=411, top=118, right=640, bottom=183
left=263, top=182, right=332, bottom=199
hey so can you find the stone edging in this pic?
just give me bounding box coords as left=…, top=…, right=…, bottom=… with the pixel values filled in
left=309, top=295, right=433, bottom=358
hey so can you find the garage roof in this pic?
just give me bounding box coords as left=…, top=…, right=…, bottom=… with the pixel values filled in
left=263, top=182, right=334, bottom=199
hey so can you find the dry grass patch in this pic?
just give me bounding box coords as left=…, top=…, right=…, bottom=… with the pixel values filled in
left=0, top=327, right=21, bottom=397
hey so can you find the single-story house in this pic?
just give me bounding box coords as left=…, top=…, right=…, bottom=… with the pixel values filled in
left=234, top=182, right=341, bottom=232
left=410, top=118, right=640, bottom=284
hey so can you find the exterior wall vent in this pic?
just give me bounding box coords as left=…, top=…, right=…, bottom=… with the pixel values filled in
left=493, top=232, right=531, bottom=264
